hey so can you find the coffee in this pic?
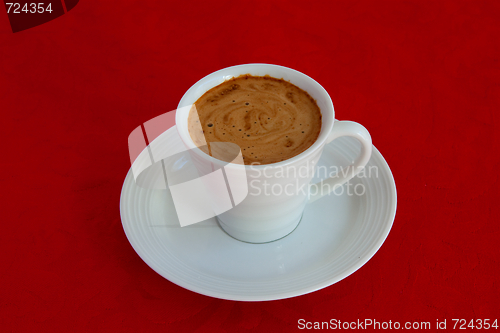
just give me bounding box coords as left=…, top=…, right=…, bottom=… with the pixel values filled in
left=188, top=75, right=322, bottom=165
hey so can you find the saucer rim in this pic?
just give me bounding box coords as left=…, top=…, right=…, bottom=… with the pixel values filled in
left=120, top=144, right=397, bottom=301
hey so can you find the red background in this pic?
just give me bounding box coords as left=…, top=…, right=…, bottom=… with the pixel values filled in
left=1, top=0, right=499, bottom=331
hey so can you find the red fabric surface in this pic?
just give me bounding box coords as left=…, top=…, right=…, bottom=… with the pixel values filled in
left=1, top=1, right=499, bottom=331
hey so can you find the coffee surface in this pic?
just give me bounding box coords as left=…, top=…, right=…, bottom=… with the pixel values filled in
left=188, top=75, right=322, bottom=165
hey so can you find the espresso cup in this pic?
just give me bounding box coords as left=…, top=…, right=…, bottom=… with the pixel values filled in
left=176, top=64, right=372, bottom=243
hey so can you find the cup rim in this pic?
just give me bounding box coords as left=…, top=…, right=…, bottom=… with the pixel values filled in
left=176, top=63, right=334, bottom=169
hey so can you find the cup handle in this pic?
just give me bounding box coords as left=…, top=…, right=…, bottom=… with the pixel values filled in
left=308, top=120, right=372, bottom=203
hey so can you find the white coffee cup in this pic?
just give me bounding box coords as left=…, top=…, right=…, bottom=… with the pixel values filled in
left=176, top=64, right=372, bottom=243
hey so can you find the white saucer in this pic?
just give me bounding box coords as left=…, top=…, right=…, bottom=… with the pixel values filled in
left=120, top=136, right=397, bottom=301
